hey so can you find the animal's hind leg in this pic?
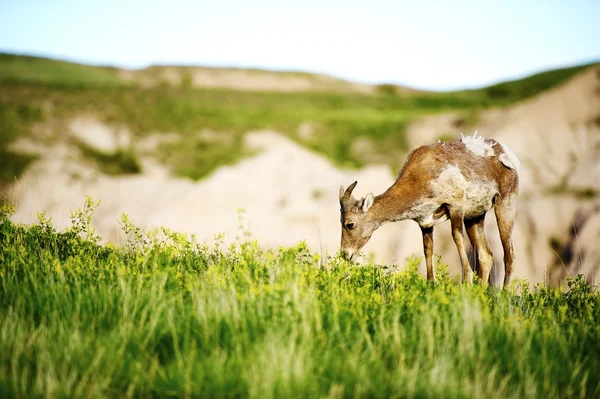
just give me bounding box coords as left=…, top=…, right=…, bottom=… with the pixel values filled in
left=420, top=226, right=435, bottom=282
left=465, top=214, right=494, bottom=285
left=494, top=195, right=517, bottom=286
left=448, top=206, right=473, bottom=284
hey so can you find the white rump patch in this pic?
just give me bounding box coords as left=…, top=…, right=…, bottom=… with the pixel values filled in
left=498, top=144, right=520, bottom=172
left=461, top=131, right=495, bottom=157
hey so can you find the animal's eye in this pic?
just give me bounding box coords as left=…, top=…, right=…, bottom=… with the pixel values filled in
left=345, top=222, right=355, bottom=230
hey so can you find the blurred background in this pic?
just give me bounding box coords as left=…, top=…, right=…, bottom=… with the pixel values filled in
left=1, top=0, right=599, bottom=286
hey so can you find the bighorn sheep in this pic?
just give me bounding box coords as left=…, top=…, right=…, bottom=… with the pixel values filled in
left=339, top=133, right=519, bottom=285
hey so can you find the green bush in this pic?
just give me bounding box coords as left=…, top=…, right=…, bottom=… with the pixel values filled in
left=375, top=84, right=398, bottom=96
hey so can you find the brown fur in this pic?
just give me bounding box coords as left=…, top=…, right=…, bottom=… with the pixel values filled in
left=339, top=137, right=519, bottom=286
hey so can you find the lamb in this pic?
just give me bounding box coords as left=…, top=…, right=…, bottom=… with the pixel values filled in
left=339, top=133, right=519, bottom=285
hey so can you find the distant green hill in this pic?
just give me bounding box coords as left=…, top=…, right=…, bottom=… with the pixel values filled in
left=0, top=52, right=597, bottom=185
left=468, top=62, right=597, bottom=102
left=0, top=53, right=125, bottom=88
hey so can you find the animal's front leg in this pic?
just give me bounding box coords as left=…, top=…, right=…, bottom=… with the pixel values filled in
left=420, top=226, right=435, bottom=282
left=449, top=207, right=473, bottom=284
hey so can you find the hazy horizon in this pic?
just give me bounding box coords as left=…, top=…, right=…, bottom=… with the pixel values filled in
left=1, top=48, right=598, bottom=92
left=1, top=0, right=599, bottom=90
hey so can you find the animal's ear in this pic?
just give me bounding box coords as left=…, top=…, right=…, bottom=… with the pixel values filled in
left=362, top=193, right=374, bottom=213
left=339, top=185, right=345, bottom=201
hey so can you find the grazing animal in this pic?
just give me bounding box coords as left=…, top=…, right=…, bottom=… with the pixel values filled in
left=339, top=133, right=519, bottom=285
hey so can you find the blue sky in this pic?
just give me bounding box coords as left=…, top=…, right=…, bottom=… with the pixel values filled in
left=1, top=0, right=598, bottom=90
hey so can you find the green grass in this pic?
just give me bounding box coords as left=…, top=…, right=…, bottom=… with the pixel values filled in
left=0, top=150, right=37, bottom=187
left=72, top=137, right=142, bottom=175
left=0, top=53, right=597, bottom=180
left=0, top=200, right=599, bottom=398
left=0, top=102, right=42, bottom=185
left=157, top=133, right=250, bottom=180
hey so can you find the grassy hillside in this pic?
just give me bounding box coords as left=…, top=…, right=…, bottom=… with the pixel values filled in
left=0, top=53, right=596, bottom=183
left=477, top=63, right=596, bottom=101
left=0, top=53, right=124, bottom=88
left=0, top=201, right=599, bottom=398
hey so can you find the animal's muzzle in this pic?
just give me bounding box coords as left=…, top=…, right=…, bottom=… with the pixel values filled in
left=342, top=248, right=356, bottom=261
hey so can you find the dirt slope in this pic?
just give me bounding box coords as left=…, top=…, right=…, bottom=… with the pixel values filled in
left=9, top=130, right=413, bottom=264
left=115, top=65, right=419, bottom=94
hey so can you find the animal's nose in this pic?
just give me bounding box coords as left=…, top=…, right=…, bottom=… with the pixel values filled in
left=342, top=248, right=355, bottom=261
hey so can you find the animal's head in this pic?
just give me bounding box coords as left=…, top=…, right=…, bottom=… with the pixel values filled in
left=339, top=181, right=377, bottom=260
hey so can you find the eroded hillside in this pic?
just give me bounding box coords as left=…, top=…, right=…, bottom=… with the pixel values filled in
left=2, top=53, right=598, bottom=286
